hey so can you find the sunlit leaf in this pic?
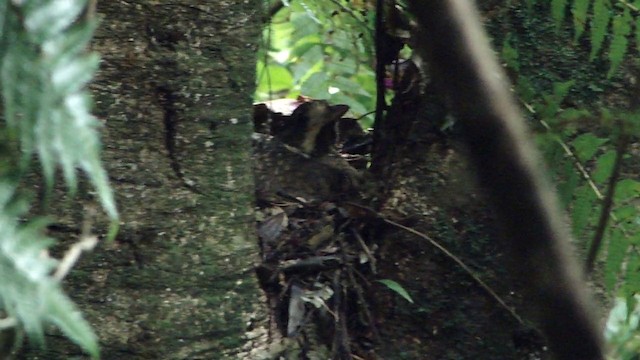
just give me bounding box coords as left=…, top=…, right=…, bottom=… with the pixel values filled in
left=300, top=72, right=329, bottom=98
left=290, top=34, right=323, bottom=59
left=256, top=62, right=294, bottom=94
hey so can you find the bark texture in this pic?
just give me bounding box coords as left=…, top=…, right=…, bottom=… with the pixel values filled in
left=19, top=1, right=263, bottom=359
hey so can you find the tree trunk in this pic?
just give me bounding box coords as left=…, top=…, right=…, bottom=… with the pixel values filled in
left=19, top=1, right=264, bottom=359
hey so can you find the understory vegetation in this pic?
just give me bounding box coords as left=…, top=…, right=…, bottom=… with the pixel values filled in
left=0, top=0, right=639, bottom=358
left=257, top=0, right=640, bottom=357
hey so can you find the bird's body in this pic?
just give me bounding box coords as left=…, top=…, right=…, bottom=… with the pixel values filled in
left=253, top=100, right=360, bottom=203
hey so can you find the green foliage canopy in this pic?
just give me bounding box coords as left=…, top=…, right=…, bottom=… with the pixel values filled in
left=257, top=0, right=377, bottom=125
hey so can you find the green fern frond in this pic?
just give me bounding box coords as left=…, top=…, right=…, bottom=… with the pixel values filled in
left=603, top=228, right=626, bottom=291
left=607, top=8, right=631, bottom=78
left=1, top=0, right=114, bottom=357
left=571, top=185, right=597, bottom=237
left=552, top=0, right=569, bottom=29
left=593, top=150, right=617, bottom=184
left=622, top=252, right=640, bottom=297
left=571, top=0, right=591, bottom=41
left=1, top=0, right=117, bottom=219
left=589, top=0, right=612, bottom=60
left=571, top=133, right=608, bottom=162
left=0, top=184, right=98, bottom=358
left=635, top=17, right=640, bottom=64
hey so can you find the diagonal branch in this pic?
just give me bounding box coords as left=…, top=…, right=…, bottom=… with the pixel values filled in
left=406, top=0, right=604, bottom=359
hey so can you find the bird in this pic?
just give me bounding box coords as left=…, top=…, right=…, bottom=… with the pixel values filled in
left=276, top=101, right=349, bottom=156
left=253, top=100, right=361, bottom=203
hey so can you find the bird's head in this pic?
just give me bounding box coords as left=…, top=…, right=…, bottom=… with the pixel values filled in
left=281, top=100, right=349, bottom=155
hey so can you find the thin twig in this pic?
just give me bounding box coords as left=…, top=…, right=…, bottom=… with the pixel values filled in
left=382, top=217, right=525, bottom=325
left=53, top=207, right=99, bottom=281
left=53, top=235, right=98, bottom=281
left=347, top=267, right=381, bottom=342
left=619, top=0, right=639, bottom=12
left=346, top=202, right=526, bottom=326
left=351, top=227, right=377, bottom=274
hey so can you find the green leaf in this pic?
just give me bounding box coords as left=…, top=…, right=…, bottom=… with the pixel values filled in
left=44, top=283, right=99, bottom=358
left=635, top=17, right=640, bottom=60
left=516, top=76, right=536, bottom=103
left=614, top=179, right=640, bottom=203
left=538, top=81, right=574, bottom=120
left=571, top=133, right=608, bottom=162
left=613, top=205, right=638, bottom=222
left=50, top=52, right=100, bottom=96
left=290, top=34, right=323, bottom=59
left=332, top=76, right=370, bottom=96
left=592, top=150, right=617, bottom=184
left=1, top=2, right=118, bottom=356
left=557, top=108, right=592, bottom=123
left=300, top=71, right=329, bottom=98
left=268, top=20, right=294, bottom=51
left=0, top=184, right=98, bottom=357
left=331, top=92, right=368, bottom=115
left=571, top=185, right=597, bottom=236
left=557, top=161, right=579, bottom=207
left=604, top=228, right=627, bottom=291
left=551, top=0, right=568, bottom=29
left=572, top=0, right=590, bottom=41
left=590, top=0, right=611, bottom=61
left=2, top=1, right=117, bottom=220
left=23, top=0, right=88, bottom=42
left=623, top=253, right=640, bottom=298
left=378, top=279, right=414, bottom=304
left=256, top=62, right=294, bottom=93
left=553, top=80, right=575, bottom=102
left=607, top=9, right=631, bottom=78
